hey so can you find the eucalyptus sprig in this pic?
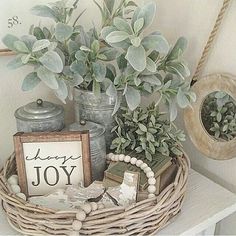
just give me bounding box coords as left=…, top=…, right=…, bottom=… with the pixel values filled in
left=111, top=104, right=186, bottom=161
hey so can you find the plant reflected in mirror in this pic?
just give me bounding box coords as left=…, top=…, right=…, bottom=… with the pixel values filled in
left=201, top=91, right=236, bottom=141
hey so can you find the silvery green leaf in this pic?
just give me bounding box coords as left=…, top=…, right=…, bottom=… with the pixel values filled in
left=14, top=41, right=29, bottom=53
left=117, top=53, right=127, bottom=72
left=177, top=88, right=190, bottom=108
left=141, top=75, right=161, bottom=85
left=91, top=40, right=100, bottom=53
left=101, top=26, right=116, bottom=40
left=33, top=27, right=45, bottom=40
left=106, top=83, right=117, bottom=97
left=55, top=48, right=65, bottom=66
left=68, top=40, right=80, bottom=55
left=188, top=91, right=197, bottom=102
left=32, top=39, right=50, bottom=52
left=169, top=100, right=178, bottom=122
left=39, top=51, right=63, bottom=73
left=134, top=18, right=144, bottom=34
left=92, top=62, right=106, bottom=82
left=70, top=61, right=86, bottom=76
left=113, top=17, right=133, bottom=34
left=106, top=64, right=116, bottom=79
left=134, top=77, right=141, bottom=86
left=22, top=72, right=40, bottom=91
left=112, top=95, right=122, bottom=116
left=21, top=54, right=31, bottom=64
left=125, top=86, right=141, bottom=111
left=143, top=83, right=152, bottom=93
left=142, top=34, right=169, bottom=54
left=31, top=5, right=58, bottom=21
left=55, top=23, right=73, bottom=42
left=37, top=66, right=59, bottom=89
left=100, top=47, right=117, bottom=61
left=80, top=46, right=91, bottom=52
left=166, top=61, right=190, bottom=79
left=168, top=37, right=187, bottom=60
left=131, top=37, right=141, bottom=47
left=43, top=27, right=51, bottom=38
left=2, top=34, right=19, bottom=51
left=125, top=45, right=146, bottom=72
left=106, top=31, right=129, bottom=44
left=75, top=50, right=87, bottom=61
left=48, top=42, right=57, bottom=51
left=74, top=74, right=84, bottom=86
left=137, top=2, right=156, bottom=29
left=97, top=54, right=107, bottom=60
left=138, top=123, right=147, bottom=132
left=55, top=79, right=68, bottom=103
left=146, top=57, right=156, bottom=72
left=63, top=66, right=74, bottom=78
left=21, top=35, right=37, bottom=50
left=7, top=55, right=24, bottom=69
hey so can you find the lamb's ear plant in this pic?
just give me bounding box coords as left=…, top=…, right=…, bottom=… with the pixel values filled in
left=100, top=1, right=196, bottom=119
left=111, top=104, right=186, bottom=161
left=2, top=0, right=85, bottom=103
left=201, top=91, right=236, bottom=140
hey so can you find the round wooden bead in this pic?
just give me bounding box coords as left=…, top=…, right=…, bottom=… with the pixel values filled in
left=148, top=194, right=156, bottom=199
left=119, top=154, right=125, bottom=162
left=111, top=155, right=116, bottom=161
left=72, top=220, right=82, bottom=231
left=130, top=157, right=137, bottom=165
left=136, top=160, right=143, bottom=167
left=16, top=193, right=26, bottom=201
left=140, top=163, right=148, bottom=170
left=106, top=153, right=113, bottom=160
left=76, top=210, right=86, bottom=221
left=146, top=171, right=154, bottom=178
left=124, top=155, right=131, bottom=163
left=144, top=167, right=151, bottom=173
left=114, top=155, right=119, bottom=162
left=148, top=177, right=156, bottom=185
left=8, top=175, right=18, bottom=185
left=148, top=185, right=156, bottom=194
left=81, top=203, right=92, bottom=214
left=90, top=202, right=98, bottom=211
left=11, top=184, right=21, bottom=194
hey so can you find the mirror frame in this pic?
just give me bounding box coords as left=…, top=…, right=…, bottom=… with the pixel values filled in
left=184, top=73, right=236, bottom=160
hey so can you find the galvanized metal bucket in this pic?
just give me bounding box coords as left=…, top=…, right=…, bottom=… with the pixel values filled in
left=74, top=87, right=117, bottom=149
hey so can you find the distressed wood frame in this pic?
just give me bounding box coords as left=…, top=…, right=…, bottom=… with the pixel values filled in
left=184, top=73, right=236, bottom=160
left=13, top=131, right=92, bottom=196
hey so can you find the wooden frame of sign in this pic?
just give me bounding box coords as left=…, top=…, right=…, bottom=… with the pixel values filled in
left=13, top=131, right=92, bottom=196
left=184, top=73, right=236, bottom=160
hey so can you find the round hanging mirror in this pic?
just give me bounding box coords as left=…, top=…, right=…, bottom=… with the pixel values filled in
left=184, top=74, right=236, bottom=160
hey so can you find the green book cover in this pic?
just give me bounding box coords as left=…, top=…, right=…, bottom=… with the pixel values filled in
left=105, top=153, right=172, bottom=190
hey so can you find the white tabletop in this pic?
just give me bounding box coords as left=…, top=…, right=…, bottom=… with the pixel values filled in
left=0, top=169, right=236, bottom=235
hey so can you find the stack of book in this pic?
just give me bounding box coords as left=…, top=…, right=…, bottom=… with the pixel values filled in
left=104, top=154, right=178, bottom=201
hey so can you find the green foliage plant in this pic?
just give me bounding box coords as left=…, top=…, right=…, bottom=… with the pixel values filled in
left=111, top=104, right=186, bottom=161
left=201, top=91, right=236, bottom=141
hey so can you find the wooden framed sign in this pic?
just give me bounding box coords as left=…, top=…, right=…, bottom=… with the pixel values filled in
left=13, top=131, right=92, bottom=196
left=0, top=0, right=57, bottom=55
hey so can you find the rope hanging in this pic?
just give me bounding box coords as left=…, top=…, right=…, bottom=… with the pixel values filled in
left=191, top=0, right=232, bottom=85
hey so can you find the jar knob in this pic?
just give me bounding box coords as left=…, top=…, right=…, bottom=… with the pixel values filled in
left=80, top=120, right=86, bottom=126
left=36, top=99, right=43, bottom=107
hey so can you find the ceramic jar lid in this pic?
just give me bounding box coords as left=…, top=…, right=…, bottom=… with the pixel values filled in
left=69, top=121, right=105, bottom=138
left=15, top=99, right=64, bottom=121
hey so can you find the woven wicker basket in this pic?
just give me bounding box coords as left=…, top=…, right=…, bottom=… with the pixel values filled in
left=0, top=153, right=190, bottom=236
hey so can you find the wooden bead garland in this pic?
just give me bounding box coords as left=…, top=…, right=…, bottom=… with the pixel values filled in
left=106, top=153, right=157, bottom=199
left=71, top=201, right=105, bottom=234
